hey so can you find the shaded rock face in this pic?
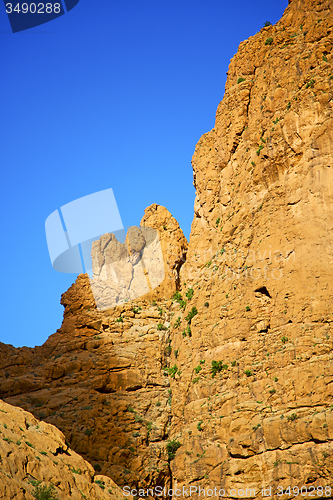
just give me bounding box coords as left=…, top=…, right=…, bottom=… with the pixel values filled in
left=0, top=205, right=187, bottom=491
left=0, top=399, right=130, bottom=500
left=1, top=0, right=333, bottom=497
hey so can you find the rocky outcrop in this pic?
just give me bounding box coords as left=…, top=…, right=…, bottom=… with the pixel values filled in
left=1, top=0, right=333, bottom=497
left=0, top=399, right=129, bottom=499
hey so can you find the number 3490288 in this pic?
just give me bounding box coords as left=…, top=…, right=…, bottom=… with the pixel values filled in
left=5, top=3, right=61, bottom=14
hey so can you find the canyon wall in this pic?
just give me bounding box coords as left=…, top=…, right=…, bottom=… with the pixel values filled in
left=1, top=0, right=333, bottom=497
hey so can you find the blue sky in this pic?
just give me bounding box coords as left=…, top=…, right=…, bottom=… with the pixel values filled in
left=0, top=0, right=288, bottom=348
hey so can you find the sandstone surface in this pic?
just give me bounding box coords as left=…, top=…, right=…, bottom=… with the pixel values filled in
left=0, top=399, right=129, bottom=499
left=1, top=0, right=333, bottom=498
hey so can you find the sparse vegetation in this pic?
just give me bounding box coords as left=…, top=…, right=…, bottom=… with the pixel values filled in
left=172, top=291, right=187, bottom=310
left=305, top=79, right=315, bottom=89
left=185, top=288, right=194, bottom=300
left=256, top=144, right=264, bottom=155
left=157, top=323, right=168, bottom=331
left=237, top=77, right=246, bottom=84
left=32, top=482, right=59, bottom=500
left=286, top=413, right=298, bottom=422
left=246, top=306, right=251, bottom=311
left=263, top=21, right=272, bottom=27
left=210, top=360, right=226, bottom=378
left=197, top=421, right=204, bottom=431
left=265, top=37, right=273, bottom=45
left=116, top=316, right=123, bottom=323
left=244, top=370, right=253, bottom=377
left=173, top=317, right=181, bottom=328
left=281, top=336, right=288, bottom=344
left=166, top=440, right=181, bottom=460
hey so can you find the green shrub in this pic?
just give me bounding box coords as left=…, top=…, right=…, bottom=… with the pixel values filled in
left=194, top=365, right=202, bottom=374
left=204, top=302, right=209, bottom=307
left=231, top=360, right=237, bottom=367
left=211, top=360, right=223, bottom=378
left=155, top=401, right=161, bottom=407
left=256, top=144, right=264, bottom=155
left=94, top=463, right=102, bottom=472
left=215, top=218, right=220, bottom=226
left=175, top=349, right=179, bottom=358
left=244, top=370, right=253, bottom=377
left=287, top=101, right=291, bottom=110
left=246, top=306, right=250, bottom=311
left=157, top=323, right=168, bottom=331
left=269, top=389, right=276, bottom=395
left=132, top=306, right=142, bottom=314
left=173, top=317, right=181, bottom=328
left=95, top=479, right=105, bottom=490
left=32, top=482, right=59, bottom=500
left=166, top=440, right=181, bottom=460
left=251, top=161, right=255, bottom=166
left=167, top=365, right=179, bottom=378
left=205, top=260, right=212, bottom=267
left=185, top=288, right=194, bottom=300
left=172, top=291, right=186, bottom=309
left=132, top=432, right=140, bottom=437
left=192, top=377, right=200, bottom=384
left=305, top=79, right=315, bottom=89
left=263, top=21, right=272, bottom=27
left=197, top=421, right=203, bottom=431
left=237, top=77, right=246, bottom=84
left=185, top=307, right=198, bottom=324
left=281, top=336, right=288, bottom=344
left=286, top=413, right=297, bottom=422
left=84, top=429, right=92, bottom=436
left=116, top=316, right=123, bottom=323
left=265, top=37, right=273, bottom=45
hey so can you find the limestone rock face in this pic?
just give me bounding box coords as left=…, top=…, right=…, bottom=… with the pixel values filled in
left=1, top=0, right=333, bottom=497
left=0, top=399, right=129, bottom=500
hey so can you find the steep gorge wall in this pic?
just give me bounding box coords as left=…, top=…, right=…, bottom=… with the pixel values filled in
left=1, top=0, right=333, bottom=497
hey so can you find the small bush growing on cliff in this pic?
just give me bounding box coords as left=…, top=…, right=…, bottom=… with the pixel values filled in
left=172, top=291, right=186, bottom=310
left=157, top=323, right=168, bottom=331
left=211, top=360, right=223, bottom=378
left=197, top=421, right=203, bottom=431
left=173, top=317, right=181, bottom=328
left=256, top=144, right=264, bottom=155
left=263, top=21, right=272, bottom=27
left=244, top=370, right=253, bottom=377
left=286, top=413, right=298, bottom=422
left=32, top=482, right=59, bottom=500
left=265, top=37, right=273, bottom=45
left=305, top=79, right=315, bottom=89
left=194, top=365, right=202, bottom=374
left=116, top=316, right=123, bottom=323
left=167, top=365, right=179, bottom=378
left=237, top=77, right=246, bottom=84
left=281, top=336, right=288, bottom=344
left=94, top=463, right=102, bottom=472
left=166, top=440, right=181, bottom=460
left=185, top=288, right=194, bottom=300
left=185, top=307, right=198, bottom=324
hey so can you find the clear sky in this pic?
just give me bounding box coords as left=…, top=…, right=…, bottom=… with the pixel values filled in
left=0, top=0, right=288, bottom=348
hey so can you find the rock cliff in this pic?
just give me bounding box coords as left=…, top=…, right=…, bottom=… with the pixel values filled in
left=0, top=399, right=129, bottom=499
left=1, top=0, right=333, bottom=497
